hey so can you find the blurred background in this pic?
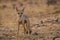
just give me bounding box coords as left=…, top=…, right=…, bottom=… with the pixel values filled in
left=0, top=0, right=60, bottom=40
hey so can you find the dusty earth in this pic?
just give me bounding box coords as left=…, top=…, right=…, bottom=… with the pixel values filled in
left=0, top=0, right=60, bottom=40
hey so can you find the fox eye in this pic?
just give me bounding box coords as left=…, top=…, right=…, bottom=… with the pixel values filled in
left=21, top=13, right=23, bottom=14
left=18, top=13, right=20, bottom=14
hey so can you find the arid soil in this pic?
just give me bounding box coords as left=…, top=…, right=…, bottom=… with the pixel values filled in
left=0, top=0, right=60, bottom=40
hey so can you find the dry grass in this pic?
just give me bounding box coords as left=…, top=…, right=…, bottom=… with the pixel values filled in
left=0, top=0, right=60, bottom=40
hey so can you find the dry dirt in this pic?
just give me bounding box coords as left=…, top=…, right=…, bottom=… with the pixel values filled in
left=0, top=0, right=60, bottom=40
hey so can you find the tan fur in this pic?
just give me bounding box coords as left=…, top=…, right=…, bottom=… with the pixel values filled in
left=16, top=7, right=31, bottom=35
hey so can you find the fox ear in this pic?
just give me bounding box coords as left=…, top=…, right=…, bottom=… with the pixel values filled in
left=16, top=7, right=19, bottom=11
left=22, top=7, right=25, bottom=12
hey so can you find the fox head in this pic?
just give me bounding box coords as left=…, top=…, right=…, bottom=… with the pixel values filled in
left=16, top=7, right=25, bottom=16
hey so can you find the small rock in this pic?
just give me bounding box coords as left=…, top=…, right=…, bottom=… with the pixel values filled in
left=33, top=32, right=38, bottom=36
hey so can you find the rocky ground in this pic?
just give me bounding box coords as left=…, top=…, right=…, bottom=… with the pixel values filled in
left=0, top=0, right=60, bottom=40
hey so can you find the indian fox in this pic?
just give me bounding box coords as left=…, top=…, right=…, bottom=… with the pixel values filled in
left=16, top=7, right=31, bottom=35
